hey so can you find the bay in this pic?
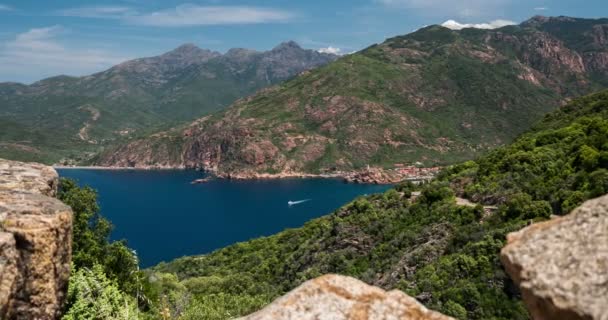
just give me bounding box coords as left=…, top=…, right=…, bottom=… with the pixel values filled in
left=57, top=169, right=391, bottom=267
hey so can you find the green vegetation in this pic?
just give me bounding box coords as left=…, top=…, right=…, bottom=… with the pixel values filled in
left=146, top=90, right=608, bottom=319
left=58, top=179, right=148, bottom=319
left=63, top=265, right=138, bottom=320
left=59, top=179, right=141, bottom=294
left=55, top=90, right=608, bottom=319
left=443, top=90, right=608, bottom=213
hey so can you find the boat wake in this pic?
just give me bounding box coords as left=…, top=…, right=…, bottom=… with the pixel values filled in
left=288, top=199, right=311, bottom=206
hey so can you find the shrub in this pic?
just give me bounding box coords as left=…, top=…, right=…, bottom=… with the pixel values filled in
left=62, top=265, right=137, bottom=320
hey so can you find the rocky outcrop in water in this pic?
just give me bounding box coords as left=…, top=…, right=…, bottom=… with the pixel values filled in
left=239, top=274, right=453, bottom=320
left=501, top=194, right=608, bottom=320
left=0, top=159, right=72, bottom=320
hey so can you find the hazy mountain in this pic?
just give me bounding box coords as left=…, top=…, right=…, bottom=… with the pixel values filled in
left=0, top=42, right=337, bottom=163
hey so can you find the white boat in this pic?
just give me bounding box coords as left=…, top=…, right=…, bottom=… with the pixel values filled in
left=288, top=199, right=311, bottom=206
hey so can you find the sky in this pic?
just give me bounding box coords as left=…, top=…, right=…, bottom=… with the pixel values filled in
left=0, top=0, right=605, bottom=83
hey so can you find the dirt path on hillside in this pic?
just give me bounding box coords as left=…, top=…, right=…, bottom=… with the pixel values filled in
left=78, top=105, right=100, bottom=143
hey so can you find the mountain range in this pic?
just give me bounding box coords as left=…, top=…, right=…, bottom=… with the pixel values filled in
left=94, top=16, right=608, bottom=175
left=0, top=41, right=337, bottom=164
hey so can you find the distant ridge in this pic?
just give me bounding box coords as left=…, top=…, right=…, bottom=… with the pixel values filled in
left=0, top=41, right=338, bottom=164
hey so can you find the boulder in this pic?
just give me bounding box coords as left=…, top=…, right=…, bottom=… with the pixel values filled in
left=0, top=159, right=73, bottom=320
left=501, top=194, right=608, bottom=320
left=239, top=274, right=454, bottom=320
left=0, top=159, right=59, bottom=197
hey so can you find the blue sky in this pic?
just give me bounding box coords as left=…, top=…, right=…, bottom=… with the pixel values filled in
left=0, top=0, right=605, bottom=83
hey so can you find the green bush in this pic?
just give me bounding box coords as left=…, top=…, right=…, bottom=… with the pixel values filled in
left=59, top=178, right=141, bottom=295
left=59, top=179, right=150, bottom=317
left=62, top=265, right=137, bottom=320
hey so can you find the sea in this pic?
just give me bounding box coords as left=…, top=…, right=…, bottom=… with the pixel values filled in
left=57, top=169, right=391, bottom=267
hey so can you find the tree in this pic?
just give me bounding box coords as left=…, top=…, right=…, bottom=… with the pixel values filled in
left=62, top=264, right=137, bottom=320
left=58, top=178, right=141, bottom=297
left=59, top=178, right=109, bottom=269
left=589, top=169, right=608, bottom=197
left=578, top=145, right=600, bottom=170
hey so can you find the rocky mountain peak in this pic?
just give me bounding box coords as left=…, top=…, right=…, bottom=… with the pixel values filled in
left=110, top=43, right=220, bottom=74
left=523, top=15, right=550, bottom=25
left=521, top=15, right=578, bottom=28
left=162, top=43, right=220, bottom=61
left=272, top=41, right=303, bottom=52
left=174, top=43, right=200, bottom=52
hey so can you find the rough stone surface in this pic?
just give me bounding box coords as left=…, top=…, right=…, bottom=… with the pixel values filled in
left=0, top=232, right=18, bottom=317
left=0, top=159, right=59, bottom=197
left=239, top=274, right=454, bottom=320
left=501, top=194, right=608, bottom=320
left=0, top=159, right=73, bottom=320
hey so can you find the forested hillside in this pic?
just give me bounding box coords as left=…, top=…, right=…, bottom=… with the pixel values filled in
left=145, top=90, right=608, bottom=319
left=97, top=16, right=608, bottom=176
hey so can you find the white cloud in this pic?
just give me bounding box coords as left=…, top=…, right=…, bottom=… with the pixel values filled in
left=441, top=19, right=516, bottom=30
left=534, top=7, right=548, bottom=11
left=54, top=4, right=295, bottom=27
left=0, top=26, right=129, bottom=83
left=374, top=0, right=510, bottom=17
left=318, top=46, right=342, bottom=55
left=0, top=4, right=12, bottom=11
left=125, top=5, right=294, bottom=26
left=56, top=6, right=135, bottom=19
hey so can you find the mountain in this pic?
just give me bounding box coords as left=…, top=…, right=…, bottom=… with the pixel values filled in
left=95, top=16, right=608, bottom=174
left=148, top=89, right=608, bottom=319
left=0, top=42, right=337, bottom=164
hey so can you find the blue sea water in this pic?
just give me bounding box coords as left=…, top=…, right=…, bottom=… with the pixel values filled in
left=57, top=169, right=391, bottom=267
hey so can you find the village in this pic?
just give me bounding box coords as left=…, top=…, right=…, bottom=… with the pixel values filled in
left=343, top=163, right=443, bottom=184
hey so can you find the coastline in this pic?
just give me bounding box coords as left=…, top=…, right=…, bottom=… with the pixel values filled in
left=52, top=165, right=186, bottom=170
left=217, top=166, right=440, bottom=184
left=216, top=171, right=345, bottom=180
left=53, top=165, right=439, bottom=184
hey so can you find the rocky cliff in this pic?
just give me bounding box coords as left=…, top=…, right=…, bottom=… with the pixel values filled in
left=96, top=16, right=608, bottom=175
left=501, top=194, right=608, bottom=320
left=0, top=159, right=72, bottom=319
left=239, top=275, right=454, bottom=320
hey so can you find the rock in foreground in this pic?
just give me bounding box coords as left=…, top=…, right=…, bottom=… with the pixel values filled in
left=0, top=159, right=73, bottom=320
left=239, top=274, right=453, bottom=320
left=501, top=195, right=608, bottom=320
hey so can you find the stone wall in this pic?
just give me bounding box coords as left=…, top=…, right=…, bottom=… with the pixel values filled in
left=501, top=194, right=608, bottom=320
left=0, top=159, right=73, bottom=320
